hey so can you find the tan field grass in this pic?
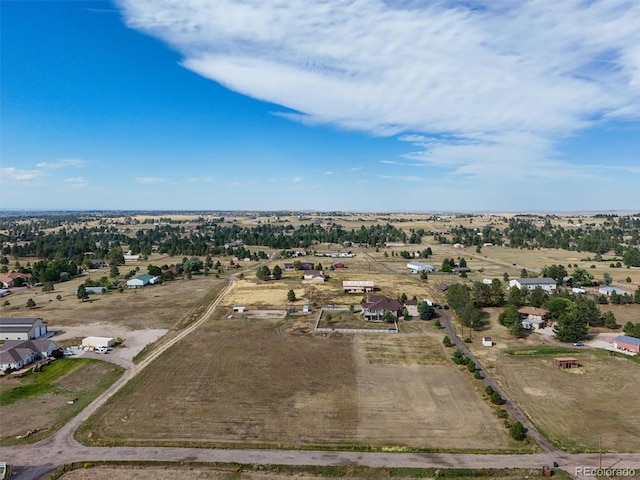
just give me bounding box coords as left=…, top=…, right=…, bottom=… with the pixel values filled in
left=80, top=308, right=511, bottom=451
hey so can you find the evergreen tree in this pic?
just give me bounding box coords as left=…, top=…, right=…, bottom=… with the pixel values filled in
left=553, top=305, right=589, bottom=342
left=272, top=265, right=282, bottom=280
left=287, top=289, right=296, bottom=302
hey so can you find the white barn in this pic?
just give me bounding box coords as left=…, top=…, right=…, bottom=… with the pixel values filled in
left=407, top=262, right=436, bottom=273
left=0, top=317, right=48, bottom=341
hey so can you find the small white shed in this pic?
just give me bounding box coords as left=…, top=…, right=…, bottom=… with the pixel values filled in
left=482, top=337, right=493, bottom=347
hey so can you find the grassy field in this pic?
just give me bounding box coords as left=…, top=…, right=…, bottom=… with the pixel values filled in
left=1, top=265, right=227, bottom=331
left=78, top=308, right=511, bottom=451
left=0, top=358, right=123, bottom=445
left=464, top=308, right=640, bottom=453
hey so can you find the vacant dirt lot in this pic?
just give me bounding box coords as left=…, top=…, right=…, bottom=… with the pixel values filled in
left=82, top=310, right=509, bottom=451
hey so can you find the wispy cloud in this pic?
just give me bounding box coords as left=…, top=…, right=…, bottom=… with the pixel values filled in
left=349, top=167, right=363, bottom=172
left=186, top=176, right=214, bottom=182
left=378, top=175, right=423, bottom=182
left=292, top=176, right=302, bottom=182
left=136, top=177, right=168, bottom=184
left=64, top=177, right=88, bottom=188
left=37, top=158, right=87, bottom=169
left=324, top=171, right=333, bottom=175
left=118, top=0, right=640, bottom=179
left=0, top=167, right=46, bottom=183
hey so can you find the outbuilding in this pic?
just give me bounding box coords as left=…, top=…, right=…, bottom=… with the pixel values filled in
left=0, top=317, right=48, bottom=341
left=554, top=357, right=579, bottom=369
left=82, top=336, right=115, bottom=348
left=343, top=280, right=374, bottom=293
left=406, top=262, right=435, bottom=273
left=613, top=335, right=640, bottom=353
left=482, top=337, right=493, bottom=347
left=599, top=287, right=629, bottom=297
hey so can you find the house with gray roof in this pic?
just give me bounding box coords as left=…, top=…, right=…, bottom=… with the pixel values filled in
left=509, top=277, right=557, bottom=292
left=0, top=339, right=58, bottom=371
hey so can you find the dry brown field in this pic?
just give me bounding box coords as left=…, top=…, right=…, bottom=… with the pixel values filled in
left=463, top=308, right=640, bottom=453
left=80, top=308, right=510, bottom=451
left=0, top=359, right=123, bottom=445
left=1, top=263, right=227, bottom=332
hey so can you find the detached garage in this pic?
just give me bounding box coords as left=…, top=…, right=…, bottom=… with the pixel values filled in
left=614, top=335, right=640, bottom=353
left=82, top=336, right=115, bottom=348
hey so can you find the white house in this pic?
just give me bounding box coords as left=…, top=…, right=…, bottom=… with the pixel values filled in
left=0, top=339, right=59, bottom=371
left=0, top=317, right=48, bottom=341
left=509, top=277, right=557, bottom=292
left=302, top=270, right=326, bottom=283
left=406, top=262, right=435, bottom=274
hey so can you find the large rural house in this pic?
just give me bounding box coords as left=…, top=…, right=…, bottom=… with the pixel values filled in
left=518, top=307, right=549, bottom=330
left=343, top=280, right=374, bottom=293
left=0, top=272, right=32, bottom=288
left=0, top=338, right=59, bottom=371
left=361, top=295, right=403, bottom=321
left=0, top=317, right=48, bottom=341
left=509, top=277, right=557, bottom=292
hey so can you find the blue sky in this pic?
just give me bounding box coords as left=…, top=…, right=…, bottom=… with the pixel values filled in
left=2, top=0, right=640, bottom=212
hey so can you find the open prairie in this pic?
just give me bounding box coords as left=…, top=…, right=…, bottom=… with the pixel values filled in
left=80, top=309, right=510, bottom=450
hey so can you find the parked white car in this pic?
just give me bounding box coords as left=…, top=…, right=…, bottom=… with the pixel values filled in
left=94, top=346, right=109, bottom=354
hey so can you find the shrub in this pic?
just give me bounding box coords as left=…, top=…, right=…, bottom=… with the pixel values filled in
left=434, top=319, right=442, bottom=328
left=509, top=421, right=527, bottom=441
left=466, top=361, right=477, bottom=373
left=464, top=337, right=472, bottom=343
left=442, top=336, right=452, bottom=347
left=474, top=371, right=483, bottom=379
left=485, top=385, right=494, bottom=396
left=490, top=391, right=504, bottom=405
left=495, top=408, right=508, bottom=419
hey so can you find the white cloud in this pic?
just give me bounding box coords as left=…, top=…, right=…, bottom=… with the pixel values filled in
left=118, top=0, right=640, bottom=178
left=136, top=177, right=168, bottom=184
left=64, top=177, right=88, bottom=188
left=292, top=176, right=302, bottom=182
left=0, top=167, right=46, bottom=183
left=324, top=171, right=333, bottom=175
left=37, top=158, right=87, bottom=169
left=186, top=176, right=214, bottom=182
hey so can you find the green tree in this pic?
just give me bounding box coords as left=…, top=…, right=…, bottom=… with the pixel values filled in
left=382, top=311, right=396, bottom=323
left=272, top=265, right=283, bottom=280
left=183, top=256, right=203, bottom=273
left=418, top=301, right=436, bottom=320
left=109, top=265, right=120, bottom=280
left=499, top=304, right=520, bottom=326
left=553, top=304, right=589, bottom=342
left=42, top=282, right=54, bottom=293
left=509, top=421, right=527, bottom=441
left=26, top=298, right=36, bottom=309
left=443, top=336, right=453, bottom=347
left=571, top=267, right=594, bottom=286
left=506, top=285, right=526, bottom=307
left=510, top=317, right=526, bottom=338
left=623, top=246, right=640, bottom=267
left=603, top=272, right=612, bottom=285
left=147, top=265, right=162, bottom=276
left=256, top=265, right=271, bottom=281
left=528, top=286, right=548, bottom=308
left=77, top=284, right=89, bottom=302
left=602, top=311, right=619, bottom=329
left=399, top=292, right=408, bottom=304
left=2, top=300, right=10, bottom=310
left=287, top=289, right=296, bottom=302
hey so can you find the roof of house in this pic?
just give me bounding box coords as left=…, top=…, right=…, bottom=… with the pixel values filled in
left=599, top=287, right=629, bottom=294
left=0, top=348, right=31, bottom=364
left=615, top=335, right=640, bottom=346
left=2, top=272, right=32, bottom=280
left=2, top=339, right=57, bottom=353
left=554, top=357, right=578, bottom=362
left=362, top=296, right=403, bottom=311
left=343, top=280, right=374, bottom=287
left=518, top=307, right=549, bottom=316
left=514, top=277, right=557, bottom=285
